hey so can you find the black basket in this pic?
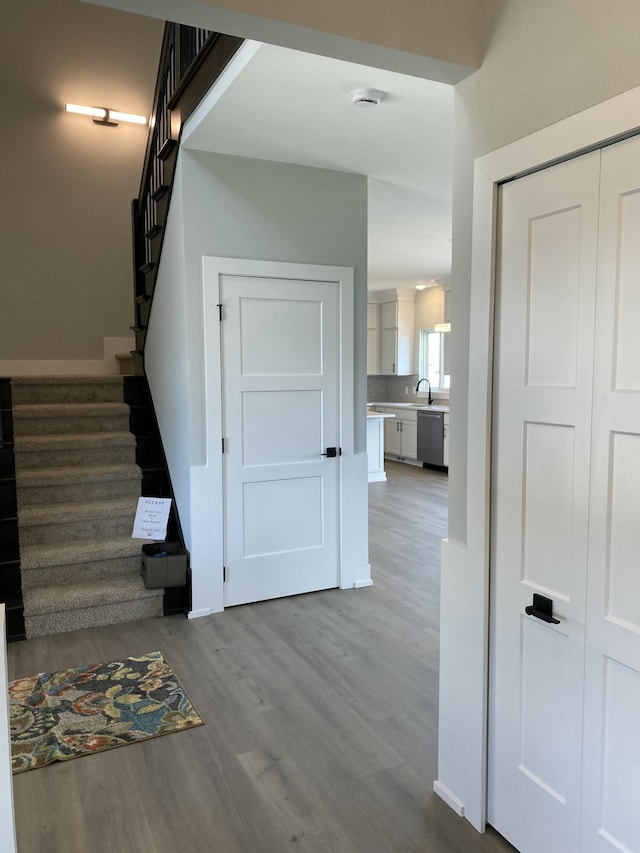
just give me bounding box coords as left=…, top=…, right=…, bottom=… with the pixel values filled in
left=141, top=542, right=188, bottom=588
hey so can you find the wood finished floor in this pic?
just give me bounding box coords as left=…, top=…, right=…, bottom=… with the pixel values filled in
left=8, top=461, right=514, bottom=853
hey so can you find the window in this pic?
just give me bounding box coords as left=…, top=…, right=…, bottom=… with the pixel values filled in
left=419, top=329, right=451, bottom=391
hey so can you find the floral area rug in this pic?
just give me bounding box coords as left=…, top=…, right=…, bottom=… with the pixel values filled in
left=9, top=650, right=204, bottom=773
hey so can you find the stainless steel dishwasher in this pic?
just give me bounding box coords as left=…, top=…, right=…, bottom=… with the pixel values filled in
left=417, top=410, right=444, bottom=466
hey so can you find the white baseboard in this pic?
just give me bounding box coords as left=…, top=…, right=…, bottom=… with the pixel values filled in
left=0, top=337, right=135, bottom=377
left=433, top=780, right=465, bottom=817
left=353, top=578, right=373, bottom=588
left=187, top=608, right=213, bottom=620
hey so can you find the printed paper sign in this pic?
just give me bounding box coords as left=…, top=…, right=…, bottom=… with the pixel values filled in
left=132, top=497, right=172, bottom=540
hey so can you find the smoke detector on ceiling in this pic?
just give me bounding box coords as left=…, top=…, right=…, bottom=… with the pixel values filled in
left=350, top=88, right=385, bottom=108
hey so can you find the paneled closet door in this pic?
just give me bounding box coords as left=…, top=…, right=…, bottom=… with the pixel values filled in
left=580, top=135, right=640, bottom=853
left=489, top=150, right=600, bottom=853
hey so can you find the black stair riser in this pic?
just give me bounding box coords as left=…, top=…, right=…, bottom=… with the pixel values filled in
left=0, top=448, right=15, bottom=480
left=128, top=404, right=155, bottom=434
left=0, top=562, right=22, bottom=603
left=141, top=468, right=167, bottom=495
left=6, top=605, right=26, bottom=642
left=163, top=569, right=191, bottom=615
left=0, top=480, right=17, bottom=518
left=0, top=380, right=10, bottom=410
left=135, top=436, right=165, bottom=469
left=0, top=519, right=19, bottom=563
left=0, top=410, right=13, bottom=445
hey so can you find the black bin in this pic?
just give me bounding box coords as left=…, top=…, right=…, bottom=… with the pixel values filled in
left=141, top=543, right=188, bottom=589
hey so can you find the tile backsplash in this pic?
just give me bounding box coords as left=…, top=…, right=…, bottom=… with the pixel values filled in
left=367, top=374, right=449, bottom=405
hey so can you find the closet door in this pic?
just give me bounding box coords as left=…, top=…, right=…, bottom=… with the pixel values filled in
left=580, top=135, right=640, bottom=853
left=488, top=151, right=601, bottom=853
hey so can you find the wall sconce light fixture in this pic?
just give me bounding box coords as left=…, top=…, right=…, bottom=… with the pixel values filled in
left=65, top=103, right=147, bottom=127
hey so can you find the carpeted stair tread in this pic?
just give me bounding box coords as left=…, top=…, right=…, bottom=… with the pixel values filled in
left=13, top=402, right=130, bottom=419
left=20, top=536, right=149, bottom=570
left=12, top=375, right=124, bottom=386
left=18, top=496, right=138, bottom=527
left=12, top=403, right=130, bottom=436
left=23, top=575, right=163, bottom=617
left=11, top=375, right=124, bottom=405
left=16, top=463, right=141, bottom=488
left=14, top=431, right=135, bottom=452
left=24, top=597, right=163, bottom=638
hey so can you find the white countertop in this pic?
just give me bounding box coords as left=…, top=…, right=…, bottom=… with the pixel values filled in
left=368, top=402, right=450, bottom=413
left=367, top=411, right=395, bottom=419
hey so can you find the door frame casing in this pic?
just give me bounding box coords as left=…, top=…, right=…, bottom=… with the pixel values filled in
left=435, top=85, right=640, bottom=832
left=200, top=256, right=369, bottom=616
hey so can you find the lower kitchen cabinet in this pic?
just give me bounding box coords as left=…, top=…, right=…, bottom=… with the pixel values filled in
left=381, top=407, right=417, bottom=461
left=443, top=413, right=449, bottom=467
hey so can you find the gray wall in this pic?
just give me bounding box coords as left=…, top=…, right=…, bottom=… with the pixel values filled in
left=145, top=149, right=368, bottom=550
left=447, top=0, right=640, bottom=544
left=0, top=0, right=162, bottom=360
left=181, top=149, right=368, bottom=462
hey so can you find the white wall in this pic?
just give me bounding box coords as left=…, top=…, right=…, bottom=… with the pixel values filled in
left=145, top=148, right=368, bottom=613
left=144, top=159, right=192, bottom=548
left=0, top=0, right=162, bottom=363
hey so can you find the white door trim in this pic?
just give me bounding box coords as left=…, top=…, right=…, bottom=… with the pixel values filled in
left=202, top=256, right=356, bottom=614
left=436, top=85, right=640, bottom=831
left=0, top=606, right=17, bottom=853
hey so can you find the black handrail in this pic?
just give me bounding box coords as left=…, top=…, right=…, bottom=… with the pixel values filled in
left=130, top=24, right=243, bottom=365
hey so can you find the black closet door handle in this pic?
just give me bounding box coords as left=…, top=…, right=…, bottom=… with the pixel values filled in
left=525, top=593, right=560, bottom=624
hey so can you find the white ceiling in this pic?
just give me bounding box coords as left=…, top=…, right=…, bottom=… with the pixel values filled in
left=184, top=42, right=454, bottom=291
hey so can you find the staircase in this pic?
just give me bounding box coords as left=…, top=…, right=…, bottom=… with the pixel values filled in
left=11, top=376, right=163, bottom=638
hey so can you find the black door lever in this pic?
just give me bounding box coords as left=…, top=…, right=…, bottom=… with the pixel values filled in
left=525, top=593, right=560, bottom=624
left=321, top=447, right=341, bottom=458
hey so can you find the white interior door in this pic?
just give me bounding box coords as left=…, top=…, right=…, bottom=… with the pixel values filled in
left=489, top=151, right=601, bottom=852
left=580, top=136, right=640, bottom=853
left=220, top=273, right=340, bottom=607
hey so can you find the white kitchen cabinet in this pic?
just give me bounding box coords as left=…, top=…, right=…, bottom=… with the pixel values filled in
left=381, top=407, right=418, bottom=461
left=384, top=413, right=402, bottom=456
left=367, top=303, right=379, bottom=375
left=378, top=293, right=414, bottom=375
left=443, top=413, right=449, bottom=467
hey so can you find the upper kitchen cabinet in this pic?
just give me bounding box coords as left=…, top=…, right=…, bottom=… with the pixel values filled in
left=369, top=289, right=414, bottom=375
left=367, top=302, right=379, bottom=375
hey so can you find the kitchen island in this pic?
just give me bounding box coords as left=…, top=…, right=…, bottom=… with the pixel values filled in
left=367, top=410, right=395, bottom=482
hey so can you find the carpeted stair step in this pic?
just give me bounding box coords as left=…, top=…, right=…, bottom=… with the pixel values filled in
left=23, top=575, right=163, bottom=638
left=16, top=463, right=142, bottom=507
left=11, top=375, right=124, bottom=405
left=18, top=496, right=139, bottom=546
left=9, top=373, right=169, bottom=640
left=14, top=431, right=136, bottom=469
left=12, top=402, right=130, bottom=435
left=20, top=537, right=147, bottom=591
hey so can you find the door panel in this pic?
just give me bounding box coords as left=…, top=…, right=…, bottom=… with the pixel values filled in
left=581, top=135, right=640, bottom=853
left=489, top=151, right=601, bottom=852
left=220, top=274, right=340, bottom=607
left=526, top=206, right=582, bottom=388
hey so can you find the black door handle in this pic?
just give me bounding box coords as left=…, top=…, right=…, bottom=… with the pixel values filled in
left=321, top=447, right=341, bottom=458
left=525, top=593, right=560, bottom=624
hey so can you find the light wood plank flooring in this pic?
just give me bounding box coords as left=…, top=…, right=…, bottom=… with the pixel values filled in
left=8, top=461, right=514, bottom=853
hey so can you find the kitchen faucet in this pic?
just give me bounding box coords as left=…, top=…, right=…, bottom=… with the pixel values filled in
left=416, top=378, right=433, bottom=405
